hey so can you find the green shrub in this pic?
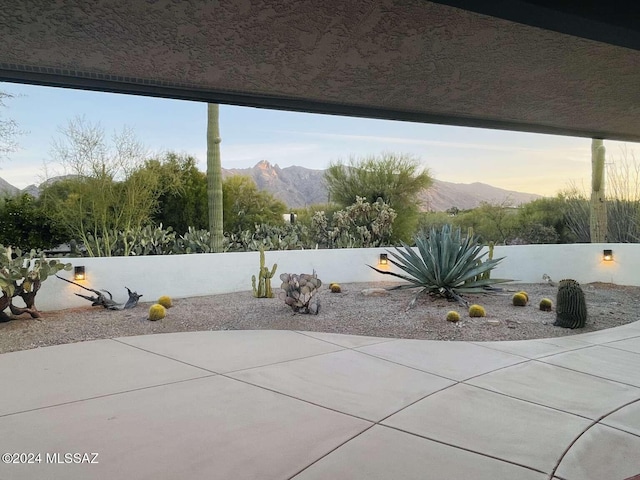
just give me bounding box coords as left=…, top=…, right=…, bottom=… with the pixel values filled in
left=310, top=197, right=397, bottom=248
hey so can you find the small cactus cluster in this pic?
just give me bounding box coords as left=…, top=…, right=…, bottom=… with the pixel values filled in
left=148, top=295, right=172, bottom=321
left=279, top=272, right=322, bottom=314
left=446, top=311, right=461, bottom=322
left=252, top=248, right=278, bottom=298
left=554, top=279, right=587, bottom=329
left=468, top=304, right=486, bottom=317
left=329, top=283, right=342, bottom=293
left=539, top=298, right=553, bottom=311
left=148, top=303, right=166, bottom=321
left=512, top=292, right=528, bottom=307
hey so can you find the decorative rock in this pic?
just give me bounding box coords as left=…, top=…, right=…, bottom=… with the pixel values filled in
left=487, top=320, right=500, bottom=326
left=361, top=288, right=390, bottom=297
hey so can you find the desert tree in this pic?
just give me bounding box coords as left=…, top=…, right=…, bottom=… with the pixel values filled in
left=222, top=175, right=287, bottom=234
left=150, top=152, right=208, bottom=233
left=324, top=152, right=433, bottom=242
left=41, top=117, right=170, bottom=256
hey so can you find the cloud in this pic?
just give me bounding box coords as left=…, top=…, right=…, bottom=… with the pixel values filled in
left=273, top=130, right=586, bottom=154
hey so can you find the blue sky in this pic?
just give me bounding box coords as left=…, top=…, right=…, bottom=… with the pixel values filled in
left=1, top=81, right=636, bottom=196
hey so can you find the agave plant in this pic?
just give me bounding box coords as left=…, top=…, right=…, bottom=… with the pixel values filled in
left=369, top=225, right=511, bottom=308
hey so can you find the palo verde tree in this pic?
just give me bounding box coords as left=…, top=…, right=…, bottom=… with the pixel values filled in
left=149, top=152, right=208, bottom=233
left=324, top=152, right=433, bottom=242
left=41, top=117, right=171, bottom=256
left=207, top=104, right=224, bottom=252
left=222, top=175, right=287, bottom=234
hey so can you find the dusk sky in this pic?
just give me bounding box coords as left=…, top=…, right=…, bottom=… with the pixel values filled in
left=1, top=81, right=637, bottom=196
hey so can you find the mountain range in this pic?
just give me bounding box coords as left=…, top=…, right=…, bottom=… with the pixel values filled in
left=1, top=161, right=541, bottom=211
left=220, top=160, right=541, bottom=211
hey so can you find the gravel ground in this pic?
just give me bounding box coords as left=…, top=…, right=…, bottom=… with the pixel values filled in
left=1, top=281, right=639, bottom=354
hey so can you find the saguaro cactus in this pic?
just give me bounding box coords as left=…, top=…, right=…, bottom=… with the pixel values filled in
left=207, top=103, right=224, bottom=253
left=554, top=279, right=587, bottom=329
left=590, top=139, right=607, bottom=242
left=252, top=248, right=277, bottom=298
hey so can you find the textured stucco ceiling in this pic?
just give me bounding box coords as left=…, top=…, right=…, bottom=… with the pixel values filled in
left=1, top=0, right=639, bottom=141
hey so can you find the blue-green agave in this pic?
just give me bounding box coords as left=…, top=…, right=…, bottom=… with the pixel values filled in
left=369, top=225, right=511, bottom=308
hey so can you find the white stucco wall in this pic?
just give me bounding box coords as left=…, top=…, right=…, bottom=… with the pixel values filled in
left=492, top=243, right=631, bottom=286
left=30, top=243, right=636, bottom=312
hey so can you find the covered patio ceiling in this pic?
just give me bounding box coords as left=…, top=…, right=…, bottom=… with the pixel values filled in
left=1, top=0, right=639, bottom=141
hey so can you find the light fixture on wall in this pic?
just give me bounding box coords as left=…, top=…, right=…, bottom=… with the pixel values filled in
left=379, top=253, right=388, bottom=266
left=603, top=249, right=613, bottom=262
left=74, top=266, right=86, bottom=281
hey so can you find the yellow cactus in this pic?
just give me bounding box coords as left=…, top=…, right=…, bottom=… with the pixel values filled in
left=148, top=304, right=166, bottom=321
left=446, top=311, right=460, bottom=322
left=158, top=295, right=173, bottom=309
left=539, top=298, right=553, bottom=311
left=468, top=304, right=486, bottom=317
left=512, top=293, right=528, bottom=307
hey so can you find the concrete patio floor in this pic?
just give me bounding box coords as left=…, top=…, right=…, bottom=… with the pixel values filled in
left=1, top=325, right=640, bottom=480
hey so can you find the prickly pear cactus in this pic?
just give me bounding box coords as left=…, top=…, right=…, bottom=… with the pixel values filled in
left=279, top=271, right=322, bottom=314
left=252, top=248, right=277, bottom=298
left=0, top=245, right=72, bottom=321
left=554, top=279, right=587, bottom=329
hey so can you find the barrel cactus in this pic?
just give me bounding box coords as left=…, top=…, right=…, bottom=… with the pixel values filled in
left=158, top=295, right=173, bottom=309
left=512, top=293, right=528, bottom=307
left=148, top=303, right=166, bottom=321
left=554, top=279, right=587, bottom=329
left=330, top=283, right=342, bottom=293
left=539, top=298, right=553, bottom=312
left=469, top=304, right=486, bottom=317
left=446, top=311, right=461, bottom=322
left=516, top=291, right=529, bottom=302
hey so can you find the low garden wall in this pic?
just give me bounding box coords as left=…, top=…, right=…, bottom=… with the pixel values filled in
left=33, top=243, right=636, bottom=312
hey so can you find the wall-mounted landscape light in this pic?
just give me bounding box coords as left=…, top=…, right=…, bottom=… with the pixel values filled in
left=603, top=249, right=613, bottom=262
left=379, top=253, right=388, bottom=266
left=74, top=266, right=86, bottom=281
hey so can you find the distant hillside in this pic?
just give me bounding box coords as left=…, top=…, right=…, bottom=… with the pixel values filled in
left=0, top=177, right=19, bottom=198
left=0, top=163, right=542, bottom=210
left=420, top=180, right=541, bottom=211
left=222, top=162, right=541, bottom=210
left=20, top=175, right=78, bottom=199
